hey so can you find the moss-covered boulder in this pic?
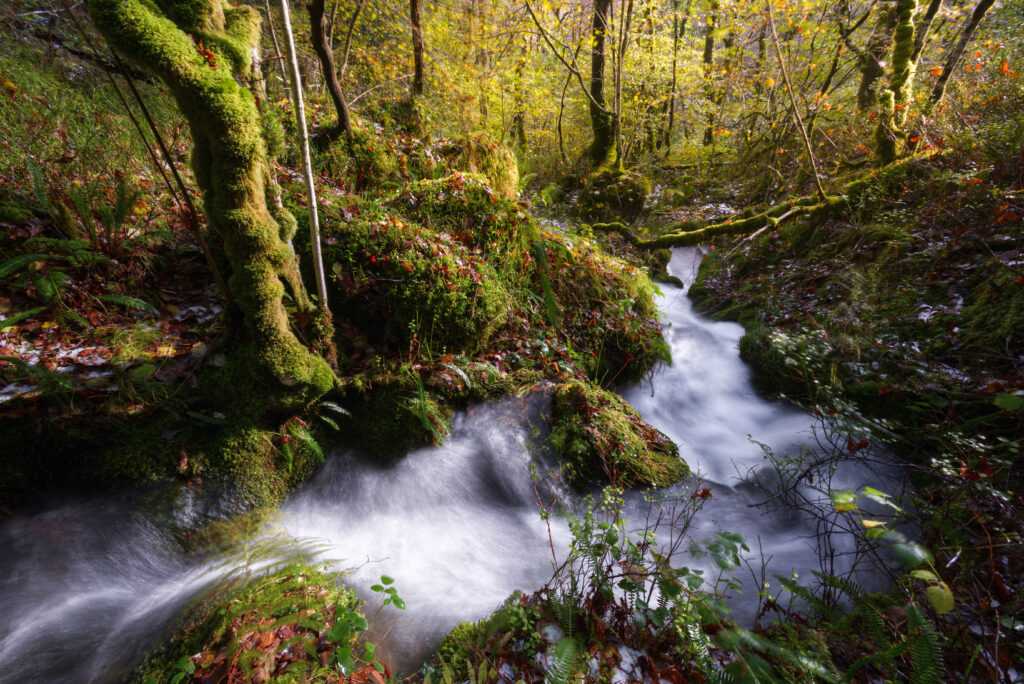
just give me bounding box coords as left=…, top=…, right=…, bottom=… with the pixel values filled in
left=533, top=231, right=668, bottom=383
left=392, top=173, right=538, bottom=281
left=547, top=380, right=687, bottom=489
left=134, top=563, right=384, bottom=683
left=321, top=213, right=515, bottom=353
left=438, top=133, right=519, bottom=198
left=577, top=165, right=650, bottom=224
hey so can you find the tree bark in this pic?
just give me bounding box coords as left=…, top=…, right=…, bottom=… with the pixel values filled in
left=929, top=0, right=996, bottom=106
left=410, top=0, right=425, bottom=95
left=875, top=0, right=918, bottom=165
left=588, top=0, right=615, bottom=164
left=702, top=3, right=718, bottom=146
left=308, top=0, right=352, bottom=138
left=856, top=6, right=897, bottom=111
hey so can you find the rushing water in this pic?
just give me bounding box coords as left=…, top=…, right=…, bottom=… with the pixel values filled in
left=0, top=247, right=897, bottom=682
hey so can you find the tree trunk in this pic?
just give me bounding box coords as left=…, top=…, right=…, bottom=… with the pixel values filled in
left=875, top=0, right=918, bottom=165
left=588, top=0, right=615, bottom=164
left=930, top=0, right=996, bottom=106
left=911, top=0, right=944, bottom=65
left=308, top=0, right=351, bottom=138
left=262, top=0, right=290, bottom=102
left=856, top=6, right=897, bottom=111
left=702, top=3, right=718, bottom=146
left=410, top=0, right=425, bottom=96
left=88, top=0, right=334, bottom=413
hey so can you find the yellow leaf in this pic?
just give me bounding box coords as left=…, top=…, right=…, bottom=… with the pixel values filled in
left=154, top=345, right=177, bottom=357
left=861, top=519, right=886, bottom=529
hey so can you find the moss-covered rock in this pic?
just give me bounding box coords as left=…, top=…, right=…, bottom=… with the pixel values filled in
left=320, top=212, right=515, bottom=354
left=547, top=380, right=687, bottom=489
left=577, top=165, right=650, bottom=224
left=133, top=563, right=378, bottom=683
left=534, top=231, right=669, bottom=383
left=438, top=133, right=519, bottom=198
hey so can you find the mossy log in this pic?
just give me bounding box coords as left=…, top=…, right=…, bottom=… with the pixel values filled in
left=88, top=0, right=334, bottom=414
left=595, top=159, right=924, bottom=249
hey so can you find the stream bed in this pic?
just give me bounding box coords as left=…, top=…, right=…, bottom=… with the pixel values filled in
left=0, top=248, right=898, bottom=682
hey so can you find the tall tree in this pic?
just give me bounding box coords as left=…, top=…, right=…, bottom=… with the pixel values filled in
left=875, top=0, right=918, bottom=165
left=588, top=0, right=615, bottom=164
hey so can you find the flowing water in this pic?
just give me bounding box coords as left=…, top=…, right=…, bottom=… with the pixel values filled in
left=0, top=247, right=898, bottom=682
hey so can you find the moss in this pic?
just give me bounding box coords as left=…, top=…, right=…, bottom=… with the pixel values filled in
left=546, top=379, right=687, bottom=489
left=536, top=231, right=669, bottom=383
left=133, top=562, right=366, bottom=683
left=318, top=212, right=514, bottom=354
left=960, top=268, right=1024, bottom=358
left=392, top=173, right=537, bottom=281
left=88, top=0, right=333, bottom=418
left=576, top=164, right=650, bottom=224
left=430, top=591, right=541, bottom=676
left=439, top=132, right=519, bottom=198
left=875, top=0, right=918, bottom=165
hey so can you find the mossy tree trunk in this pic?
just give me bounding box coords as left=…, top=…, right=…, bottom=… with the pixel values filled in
left=856, top=6, right=897, bottom=111
left=874, top=0, right=918, bottom=166
left=588, top=0, right=615, bottom=165
left=88, top=0, right=334, bottom=413
left=308, top=0, right=352, bottom=139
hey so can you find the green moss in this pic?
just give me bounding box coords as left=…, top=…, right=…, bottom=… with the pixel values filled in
left=133, top=562, right=364, bottom=683
left=88, top=0, right=333, bottom=418
left=0, top=199, right=32, bottom=223
left=547, top=380, right=687, bottom=489
left=875, top=0, right=918, bottom=165
left=537, top=231, right=669, bottom=383
left=439, top=132, right=520, bottom=198
left=430, top=591, right=542, bottom=676
left=577, top=165, right=650, bottom=224
left=319, top=213, right=514, bottom=354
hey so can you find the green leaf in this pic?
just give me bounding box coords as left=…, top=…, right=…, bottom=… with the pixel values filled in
left=910, top=569, right=939, bottom=582
left=381, top=575, right=394, bottom=585
left=890, top=540, right=933, bottom=569
left=96, top=293, right=159, bottom=315
left=186, top=410, right=227, bottom=426
left=830, top=488, right=858, bottom=512
left=861, top=487, right=901, bottom=511
left=925, top=583, right=954, bottom=614
left=994, top=392, right=1024, bottom=412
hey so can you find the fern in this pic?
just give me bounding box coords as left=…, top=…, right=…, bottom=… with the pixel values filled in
left=528, top=240, right=562, bottom=329
left=775, top=574, right=835, bottom=620
left=0, top=253, right=62, bottom=279
left=96, top=293, right=159, bottom=315
left=907, top=603, right=942, bottom=684
left=843, top=635, right=912, bottom=681
left=544, top=636, right=579, bottom=684
left=0, top=306, right=47, bottom=330
left=288, top=423, right=324, bottom=462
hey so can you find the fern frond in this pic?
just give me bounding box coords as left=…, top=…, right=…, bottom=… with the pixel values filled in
left=96, top=293, right=158, bottom=315
left=776, top=574, right=834, bottom=620
left=0, top=254, right=62, bottom=279
left=0, top=306, right=47, bottom=330
left=288, top=423, right=324, bottom=462
left=544, top=636, right=579, bottom=684
left=907, top=603, right=942, bottom=684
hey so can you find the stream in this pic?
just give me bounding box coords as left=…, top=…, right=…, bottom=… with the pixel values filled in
left=0, top=248, right=899, bottom=682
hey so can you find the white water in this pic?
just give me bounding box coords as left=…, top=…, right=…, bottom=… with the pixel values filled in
left=0, top=248, right=897, bottom=682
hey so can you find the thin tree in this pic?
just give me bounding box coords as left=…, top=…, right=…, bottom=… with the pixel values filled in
left=278, top=0, right=329, bottom=311
left=410, top=0, right=425, bottom=95
left=308, top=0, right=352, bottom=138
left=929, top=0, right=996, bottom=106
